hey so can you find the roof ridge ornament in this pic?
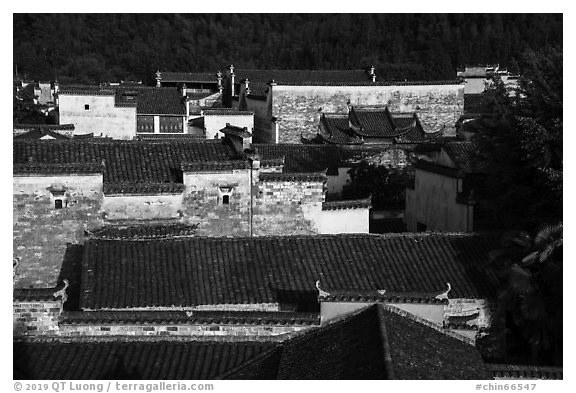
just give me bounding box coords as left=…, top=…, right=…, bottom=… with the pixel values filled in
left=53, top=279, right=70, bottom=305
left=435, top=282, right=451, bottom=300
left=315, top=280, right=330, bottom=297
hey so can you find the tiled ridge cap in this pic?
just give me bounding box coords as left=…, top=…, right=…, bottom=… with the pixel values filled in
left=85, top=223, right=199, bottom=240
left=486, top=364, right=563, bottom=380
left=181, top=160, right=251, bottom=172
left=14, top=124, right=75, bottom=130
left=274, top=80, right=463, bottom=86
left=14, top=283, right=66, bottom=302
left=103, top=182, right=186, bottom=195
left=203, top=109, right=254, bottom=116
left=258, top=171, right=327, bottom=182
left=60, top=311, right=320, bottom=326
left=259, top=157, right=285, bottom=167
left=14, top=335, right=287, bottom=344
left=85, top=231, right=495, bottom=243
left=322, top=197, right=372, bottom=211
left=14, top=162, right=104, bottom=175
left=318, top=289, right=448, bottom=305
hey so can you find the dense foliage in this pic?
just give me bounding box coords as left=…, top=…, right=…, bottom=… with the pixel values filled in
left=471, top=49, right=563, bottom=230
left=14, top=14, right=562, bottom=84
left=342, top=163, right=413, bottom=210
left=488, top=223, right=563, bottom=366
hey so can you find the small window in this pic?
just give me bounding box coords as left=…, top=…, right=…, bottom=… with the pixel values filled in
left=55, top=199, right=63, bottom=209
left=84, top=104, right=90, bottom=110
left=222, top=195, right=230, bottom=205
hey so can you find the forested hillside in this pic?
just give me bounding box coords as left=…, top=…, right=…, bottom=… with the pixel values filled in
left=14, top=14, right=562, bottom=84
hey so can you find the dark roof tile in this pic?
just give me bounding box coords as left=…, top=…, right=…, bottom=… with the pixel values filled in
left=322, top=197, right=372, bottom=210
left=442, top=141, right=489, bottom=172
left=80, top=233, right=500, bottom=310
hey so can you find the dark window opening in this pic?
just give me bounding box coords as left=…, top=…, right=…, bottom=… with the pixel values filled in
left=417, top=222, right=427, bottom=232
left=222, top=195, right=230, bottom=205
left=55, top=199, right=63, bottom=209
left=84, top=104, right=90, bottom=110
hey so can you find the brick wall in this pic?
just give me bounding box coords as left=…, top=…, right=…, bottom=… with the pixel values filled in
left=58, top=323, right=309, bottom=338
left=268, top=84, right=464, bottom=143
left=13, top=300, right=62, bottom=336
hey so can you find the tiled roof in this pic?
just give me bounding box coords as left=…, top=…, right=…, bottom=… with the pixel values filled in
left=203, top=109, right=254, bottom=116
left=442, top=141, right=488, bottom=172
left=14, top=124, right=75, bottom=131
left=14, top=129, right=70, bottom=140
left=245, top=82, right=268, bottom=99
left=322, top=197, right=372, bottom=211
left=464, top=93, right=492, bottom=114
left=349, top=106, right=400, bottom=138
left=87, top=223, right=199, bottom=240
left=13, top=287, right=60, bottom=302
left=274, top=80, right=462, bottom=87
left=390, top=113, right=431, bottom=143
left=60, top=310, right=319, bottom=326
left=319, top=115, right=364, bottom=145
left=136, top=134, right=205, bottom=141
left=13, top=140, right=236, bottom=185
left=14, top=341, right=276, bottom=380
left=220, top=125, right=252, bottom=138
left=80, top=233, right=500, bottom=310
left=414, top=159, right=462, bottom=178
left=159, top=72, right=218, bottom=83
left=233, top=69, right=373, bottom=84
left=59, top=85, right=186, bottom=115
left=486, top=364, right=563, bottom=380
left=116, top=87, right=186, bottom=115
left=254, top=144, right=356, bottom=174
left=228, top=305, right=491, bottom=379
left=181, top=160, right=250, bottom=172
left=319, top=289, right=446, bottom=304
left=258, top=172, right=327, bottom=182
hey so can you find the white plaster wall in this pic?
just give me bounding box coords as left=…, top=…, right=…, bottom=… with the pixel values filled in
left=13, top=174, right=104, bottom=195
left=58, top=94, right=136, bottom=139
left=405, top=168, right=470, bottom=232
left=321, top=301, right=444, bottom=324
left=102, top=194, right=184, bottom=221
left=326, top=167, right=352, bottom=197
left=319, top=208, right=369, bottom=234
left=204, top=114, right=254, bottom=140
left=464, top=78, right=487, bottom=94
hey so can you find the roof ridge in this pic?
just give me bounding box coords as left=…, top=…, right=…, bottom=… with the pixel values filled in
left=214, top=346, right=283, bottom=380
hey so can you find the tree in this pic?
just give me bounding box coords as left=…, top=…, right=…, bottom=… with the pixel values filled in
left=342, top=162, right=413, bottom=210
left=489, top=223, right=562, bottom=366
left=471, top=48, right=562, bottom=230
left=13, top=86, right=47, bottom=125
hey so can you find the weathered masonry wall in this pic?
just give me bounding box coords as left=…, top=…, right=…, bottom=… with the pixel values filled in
left=405, top=168, right=471, bottom=232
left=57, top=323, right=309, bottom=338
left=13, top=300, right=62, bottom=336
left=182, top=170, right=252, bottom=236
left=58, top=94, right=137, bottom=139
left=102, top=194, right=184, bottom=221
left=252, top=177, right=325, bottom=236
left=13, top=175, right=103, bottom=288
left=269, top=84, right=464, bottom=143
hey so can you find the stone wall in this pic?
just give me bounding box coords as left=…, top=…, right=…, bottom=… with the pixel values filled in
left=182, top=170, right=252, bottom=236
left=13, top=300, right=62, bottom=336
left=102, top=194, right=184, bottom=221
left=13, top=175, right=103, bottom=288
left=252, top=177, right=325, bottom=236
left=268, top=84, right=464, bottom=143
left=59, top=94, right=137, bottom=139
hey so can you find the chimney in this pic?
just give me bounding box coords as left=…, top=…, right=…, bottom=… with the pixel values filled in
left=217, top=70, right=223, bottom=93
left=182, top=83, right=187, bottom=97
left=244, top=78, right=250, bottom=95
left=155, top=70, right=162, bottom=87
left=242, top=127, right=251, bottom=150
left=369, top=65, right=375, bottom=76
left=229, top=65, right=236, bottom=97
left=371, top=74, right=376, bottom=83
